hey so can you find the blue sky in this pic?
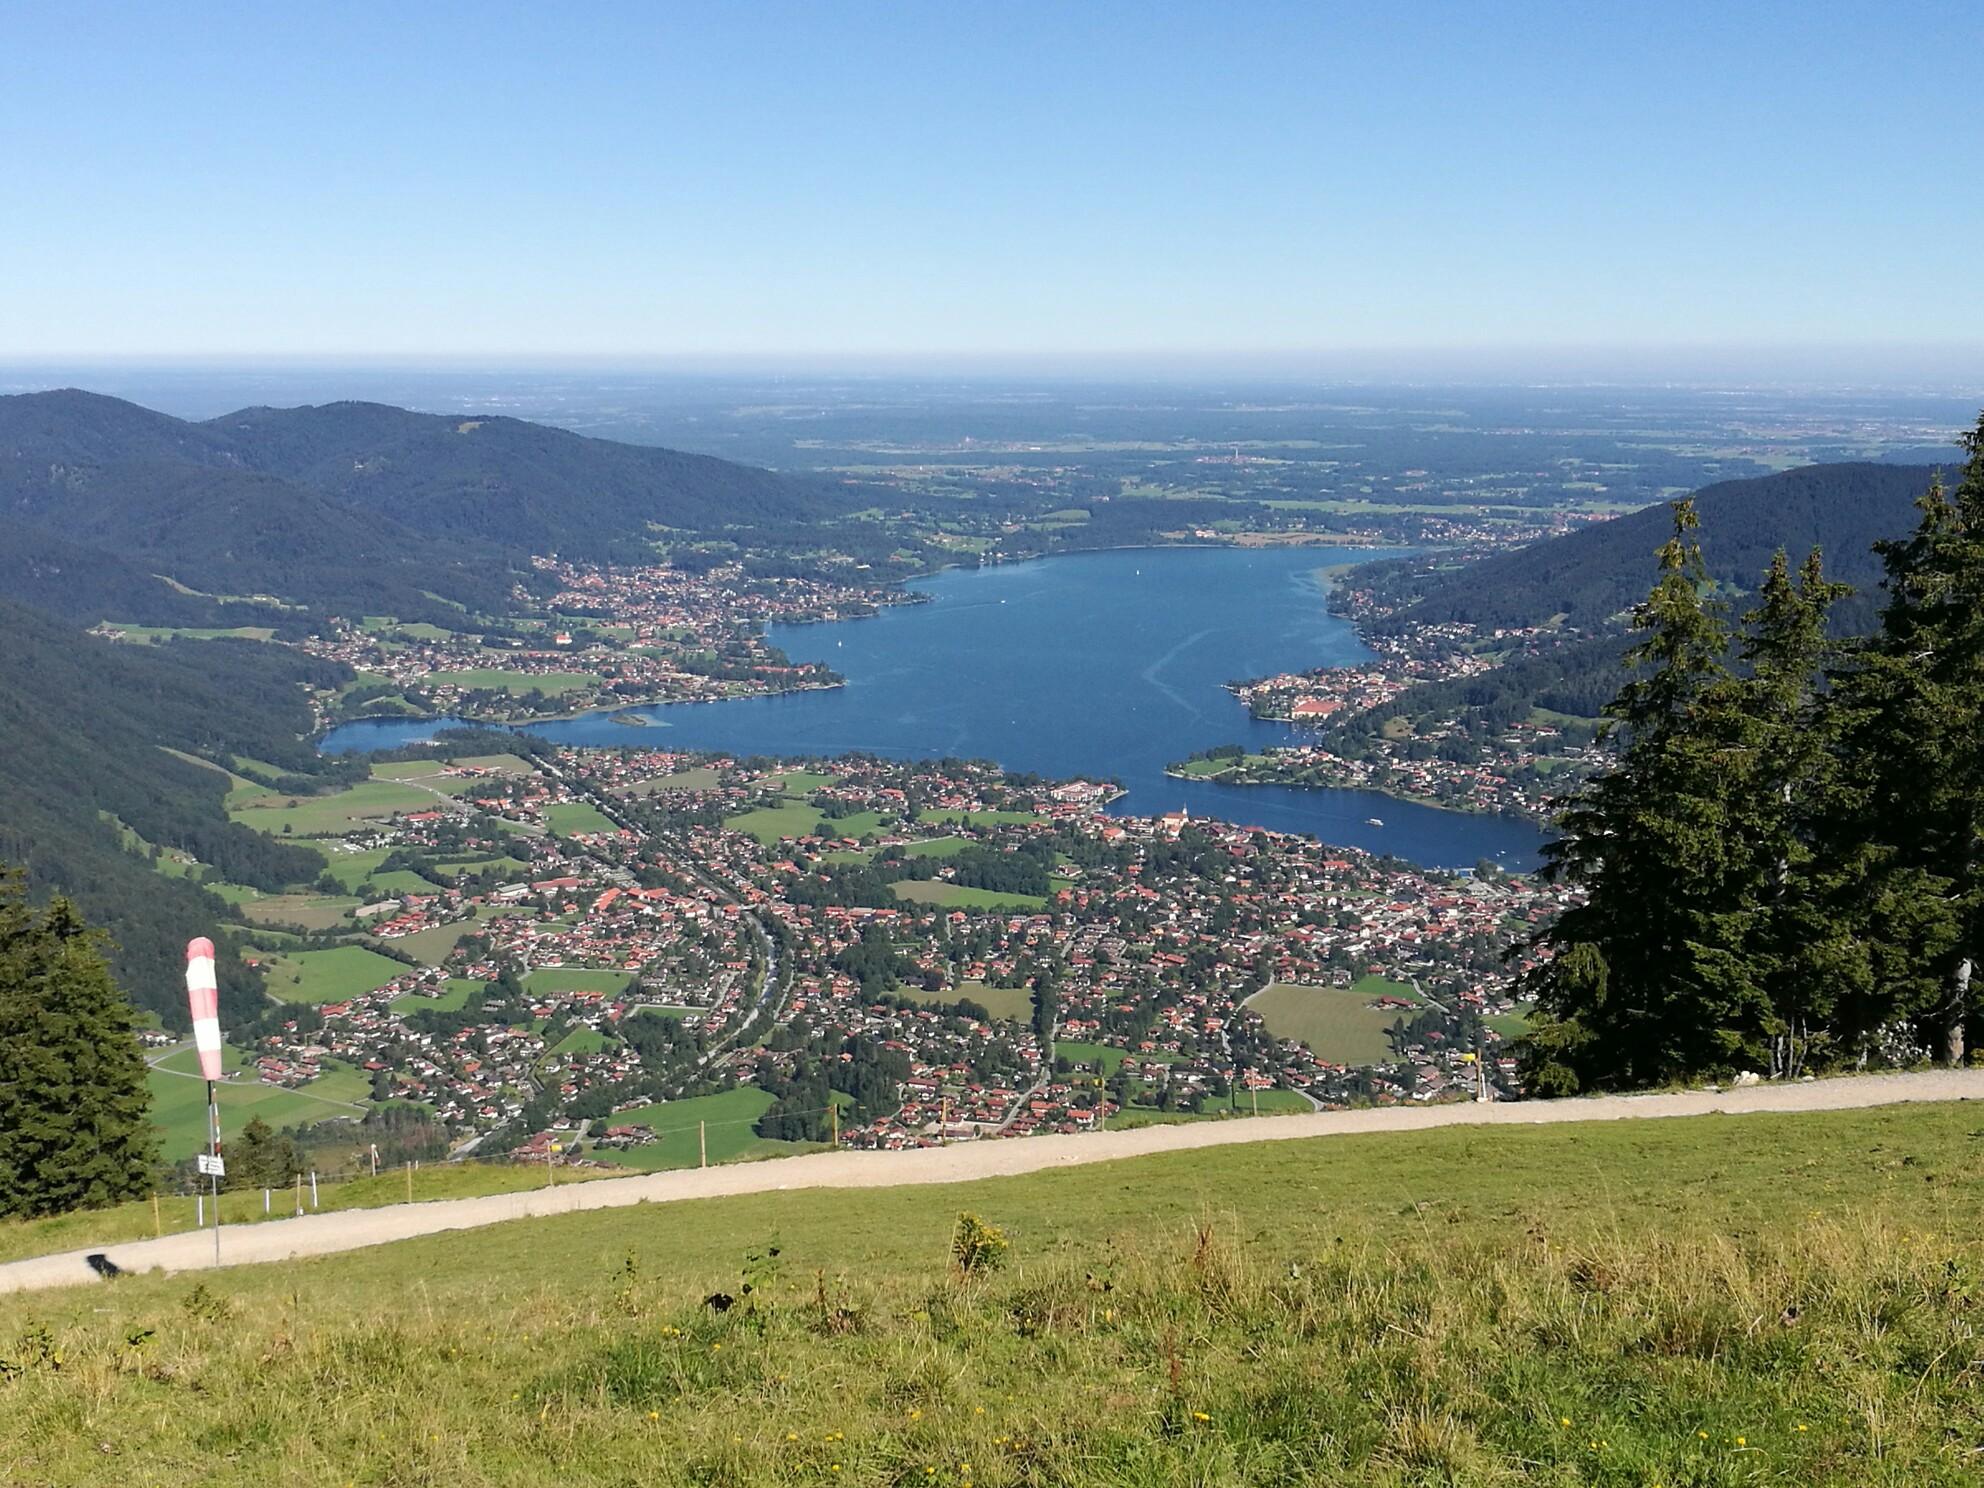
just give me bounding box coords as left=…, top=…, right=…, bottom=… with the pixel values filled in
left=2, top=1, right=1978, bottom=362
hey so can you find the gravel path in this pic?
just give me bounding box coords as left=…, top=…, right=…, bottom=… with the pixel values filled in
left=7, top=1068, right=1980, bottom=1295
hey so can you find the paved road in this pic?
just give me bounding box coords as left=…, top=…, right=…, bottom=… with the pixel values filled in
left=7, top=1068, right=1980, bottom=1295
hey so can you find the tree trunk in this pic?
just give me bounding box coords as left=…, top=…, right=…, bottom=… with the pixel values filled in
left=1940, top=956, right=1972, bottom=1067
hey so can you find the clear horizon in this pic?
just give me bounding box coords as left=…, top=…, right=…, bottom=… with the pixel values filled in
left=5, top=1, right=1980, bottom=362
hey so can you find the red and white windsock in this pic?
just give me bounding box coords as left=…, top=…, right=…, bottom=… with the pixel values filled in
left=184, top=937, right=224, bottom=1082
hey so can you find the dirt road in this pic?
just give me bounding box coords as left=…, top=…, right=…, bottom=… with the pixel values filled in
left=6, top=1068, right=1979, bottom=1295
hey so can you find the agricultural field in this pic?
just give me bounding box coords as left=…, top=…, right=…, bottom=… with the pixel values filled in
left=544, top=800, right=617, bottom=836
left=891, top=881, right=1046, bottom=912
left=915, top=807, right=1046, bottom=826
left=727, top=801, right=825, bottom=843
left=1244, top=977, right=1423, bottom=1066
left=524, top=968, right=634, bottom=997
left=895, top=980, right=1035, bottom=1023
left=248, top=944, right=409, bottom=1005
left=146, top=1045, right=371, bottom=1161
left=373, top=755, right=534, bottom=792
left=238, top=895, right=360, bottom=931
left=584, top=1087, right=806, bottom=1171
left=896, top=835, right=970, bottom=859
left=426, top=667, right=600, bottom=696
left=1053, top=1040, right=1184, bottom=1074
left=15, top=1104, right=1984, bottom=1485
left=625, top=765, right=724, bottom=794
left=227, top=777, right=441, bottom=838
left=549, top=1028, right=616, bottom=1060
left=1105, top=1088, right=1311, bottom=1127
left=390, top=978, right=483, bottom=1014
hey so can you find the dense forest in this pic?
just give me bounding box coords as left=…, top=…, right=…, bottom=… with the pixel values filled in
left=1522, top=417, right=1984, bottom=1089
left=0, top=601, right=354, bottom=1024
left=1364, top=462, right=1939, bottom=633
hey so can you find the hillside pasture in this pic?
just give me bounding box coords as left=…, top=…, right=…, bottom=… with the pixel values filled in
left=1246, top=980, right=1420, bottom=1066
left=248, top=945, right=408, bottom=1005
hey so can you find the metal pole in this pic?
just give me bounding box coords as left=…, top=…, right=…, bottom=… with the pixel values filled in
left=699, top=1120, right=707, bottom=1168
left=206, top=1079, right=222, bottom=1265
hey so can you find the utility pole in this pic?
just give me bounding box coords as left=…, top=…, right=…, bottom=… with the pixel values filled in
left=830, top=1101, right=839, bottom=1147
left=206, top=1079, right=223, bottom=1264
left=699, top=1120, right=707, bottom=1168
left=940, top=1095, right=949, bottom=1146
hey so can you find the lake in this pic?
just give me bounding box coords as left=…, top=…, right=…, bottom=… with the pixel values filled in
left=321, top=546, right=1548, bottom=869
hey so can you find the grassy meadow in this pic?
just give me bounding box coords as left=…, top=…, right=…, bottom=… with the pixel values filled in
left=1246, top=976, right=1423, bottom=1066
left=7, top=1103, right=1984, bottom=1483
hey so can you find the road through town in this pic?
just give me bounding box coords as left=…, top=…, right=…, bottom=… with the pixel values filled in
left=5, top=1068, right=1980, bottom=1295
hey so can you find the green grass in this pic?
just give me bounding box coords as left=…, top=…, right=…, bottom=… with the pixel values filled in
left=1106, top=1088, right=1311, bottom=1127
left=13, top=1103, right=1984, bottom=1483
left=145, top=1046, right=372, bottom=1161
left=249, top=945, right=408, bottom=1005
left=238, top=894, right=359, bottom=931
left=897, top=836, right=970, bottom=859
left=391, top=978, right=484, bottom=1014
left=545, top=800, right=618, bottom=836
left=228, top=777, right=442, bottom=837
left=428, top=667, right=600, bottom=695
left=626, top=766, right=724, bottom=794
left=586, top=1087, right=806, bottom=1170
left=550, top=1027, right=616, bottom=1059
left=896, top=981, right=1035, bottom=1023
left=1054, top=1040, right=1184, bottom=1074
left=103, top=622, right=276, bottom=644
left=525, top=968, right=634, bottom=997
left=729, top=802, right=826, bottom=843
left=766, top=771, right=834, bottom=794
left=1246, top=980, right=1421, bottom=1066
left=891, top=881, right=1046, bottom=912
left=915, top=807, right=1046, bottom=826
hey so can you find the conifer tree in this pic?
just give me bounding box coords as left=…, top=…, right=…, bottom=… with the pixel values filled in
left=0, top=871, right=158, bottom=1219
left=1520, top=501, right=1755, bottom=1092
left=1688, top=550, right=1853, bottom=1077
left=1826, top=418, right=1984, bottom=1064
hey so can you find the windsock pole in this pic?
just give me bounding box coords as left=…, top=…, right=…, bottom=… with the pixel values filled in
left=186, top=939, right=224, bottom=1265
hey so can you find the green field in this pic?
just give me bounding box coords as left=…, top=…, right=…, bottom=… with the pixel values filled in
left=1246, top=978, right=1422, bottom=1066
left=586, top=1087, right=806, bottom=1170
left=545, top=800, right=617, bottom=836
left=765, top=771, right=834, bottom=794
left=104, top=622, right=277, bottom=644
left=915, top=807, right=1046, bottom=826
left=374, top=755, right=535, bottom=792
left=428, top=667, right=600, bottom=695
left=524, top=967, right=634, bottom=997
left=1054, top=1040, right=1185, bottom=1074
left=391, top=978, right=484, bottom=1014
left=237, top=894, right=359, bottom=931
left=228, top=777, right=443, bottom=837
left=626, top=766, right=724, bottom=794
left=728, top=801, right=826, bottom=843
left=892, top=880, right=1046, bottom=912
left=550, top=1027, right=616, bottom=1059
left=250, top=944, right=408, bottom=1005
left=146, top=1046, right=371, bottom=1161
left=896, top=980, right=1035, bottom=1023
left=12, top=1102, right=1984, bottom=1484
left=1106, top=1088, right=1311, bottom=1127
left=897, top=835, right=970, bottom=859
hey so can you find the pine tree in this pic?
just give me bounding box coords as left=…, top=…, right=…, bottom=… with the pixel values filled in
left=1520, top=501, right=1758, bottom=1092
left=228, top=1114, right=299, bottom=1191
left=1687, top=549, right=1853, bottom=1077
left=0, top=871, right=159, bottom=1219
left=1826, top=418, right=1984, bottom=1064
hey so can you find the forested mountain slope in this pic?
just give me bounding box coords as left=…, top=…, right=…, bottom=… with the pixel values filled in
left=1379, top=462, right=1941, bottom=631
left=0, top=390, right=860, bottom=619
left=0, top=600, right=349, bottom=1024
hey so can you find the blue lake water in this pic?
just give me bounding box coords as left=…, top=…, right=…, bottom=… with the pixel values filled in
left=321, top=546, right=1547, bottom=869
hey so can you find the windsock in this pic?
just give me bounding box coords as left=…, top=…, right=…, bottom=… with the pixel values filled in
left=185, top=937, right=224, bottom=1082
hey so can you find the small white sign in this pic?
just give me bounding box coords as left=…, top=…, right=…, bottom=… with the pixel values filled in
left=197, top=1154, right=226, bottom=1177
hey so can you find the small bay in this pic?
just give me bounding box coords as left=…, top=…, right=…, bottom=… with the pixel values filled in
left=322, top=546, right=1549, bottom=869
